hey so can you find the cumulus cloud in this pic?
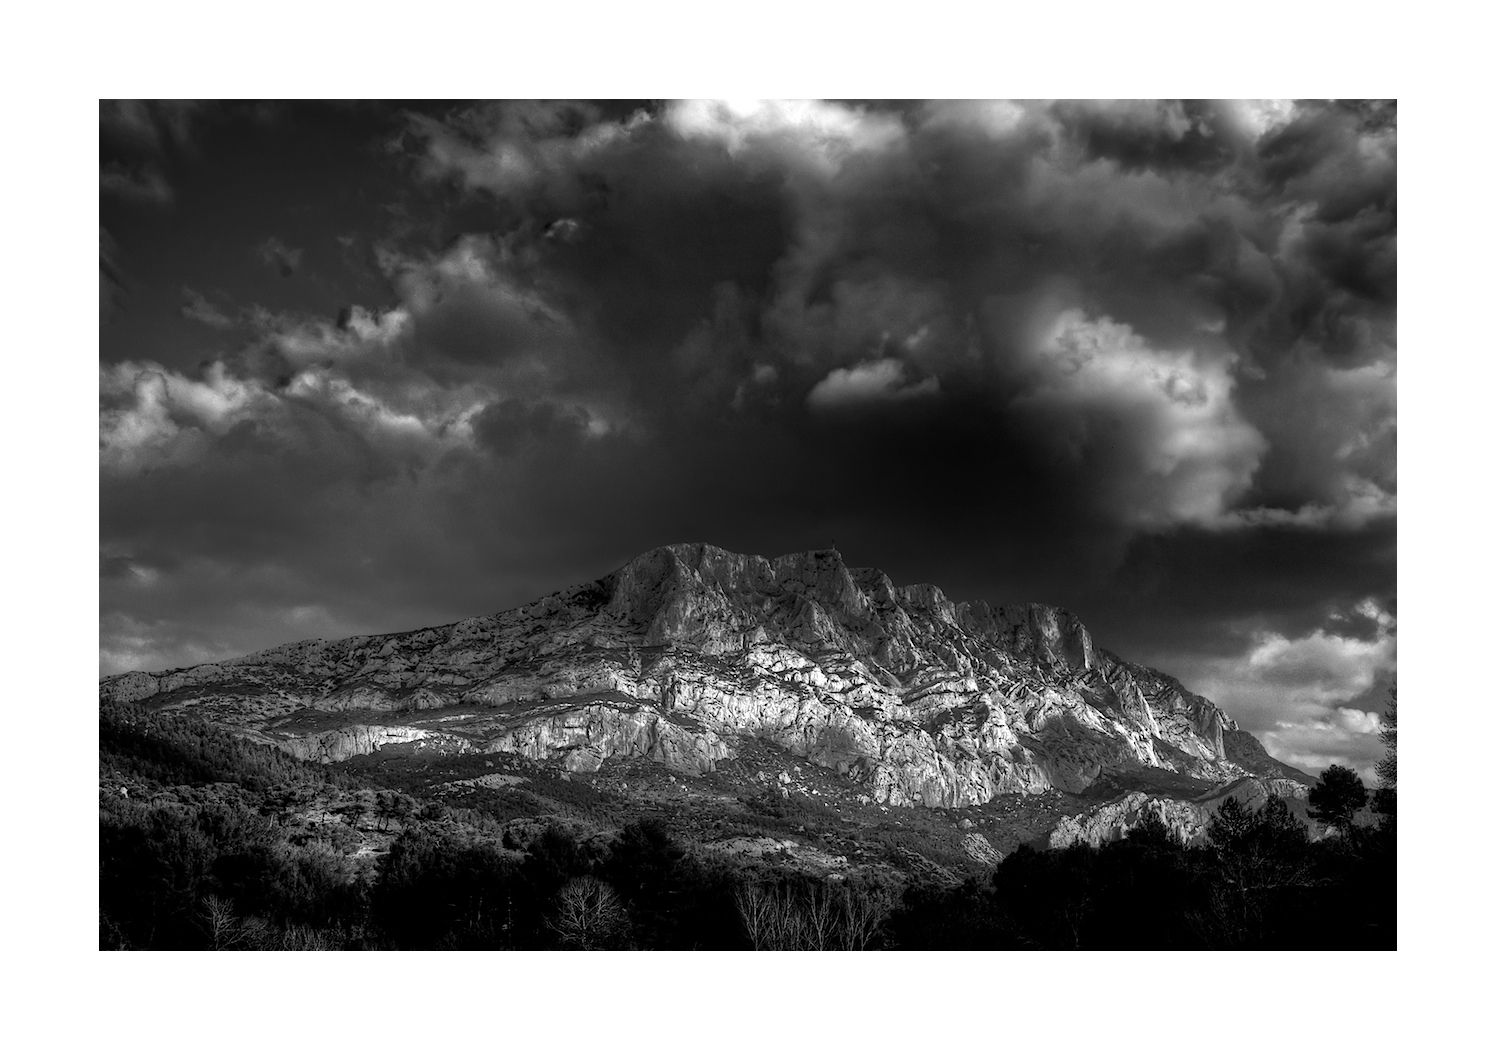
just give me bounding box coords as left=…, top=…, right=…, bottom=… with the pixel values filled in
left=1244, top=621, right=1393, bottom=704
left=1228, top=99, right=1298, bottom=141
left=1261, top=707, right=1387, bottom=782
left=99, top=329, right=487, bottom=486
left=806, top=358, right=939, bottom=409
left=1176, top=598, right=1396, bottom=775
left=100, top=361, right=270, bottom=472
left=1221, top=477, right=1395, bottom=531
left=663, top=99, right=906, bottom=173
left=259, top=303, right=411, bottom=372
left=100, top=100, right=1396, bottom=716
left=919, top=99, right=1034, bottom=139
left=1011, top=307, right=1266, bottom=528
left=403, top=100, right=638, bottom=197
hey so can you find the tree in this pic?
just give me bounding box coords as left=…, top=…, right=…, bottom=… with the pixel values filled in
left=343, top=790, right=375, bottom=828
left=1208, top=795, right=1307, bottom=855
left=1307, top=764, right=1368, bottom=834
left=734, top=882, right=809, bottom=950
left=1126, top=806, right=1177, bottom=849
left=549, top=876, right=629, bottom=950
left=734, top=883, right=777, bottom=949
left=1198, top=795, right=1313, bottom=947
left=1256, top=796, right=1310, bottom=850
left=1206, top=797, right=1255, bottom=852
left=1373, top=688, right=1397, bottom=818
left=838, top=883, right=894, bottom=951
left=734, top=880, right=890, bottom=950
left=198, top=895, right=271, bottom=950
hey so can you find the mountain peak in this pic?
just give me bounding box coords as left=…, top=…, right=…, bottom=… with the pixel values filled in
left=101, top=541, right=1308, bottom=808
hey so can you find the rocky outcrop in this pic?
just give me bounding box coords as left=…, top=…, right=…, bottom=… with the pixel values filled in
left=481, top=699, right=733, bottom=775
left=101, top=542, right=1307, bottom=808
left=961, top=831, right=1003, bottom=866
left=1049, top=792, right=1213, bottom=848
left=1047, top=776, right=1313, bottom=849
left=254, top=724, right=440, bottom=764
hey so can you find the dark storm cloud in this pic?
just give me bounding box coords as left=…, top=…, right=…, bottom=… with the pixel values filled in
left=471, top=397, right=593, bottom=454
left=99, top=100, right=1395, bottom=774
left=1050, top=99, right=1235, bottom=173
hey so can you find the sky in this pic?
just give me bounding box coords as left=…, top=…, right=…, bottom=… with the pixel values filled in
left=99, top=99, right=1396, bottom=777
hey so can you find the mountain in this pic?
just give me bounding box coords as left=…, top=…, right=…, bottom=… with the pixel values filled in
left=101, top=543, right=1309, bottom=838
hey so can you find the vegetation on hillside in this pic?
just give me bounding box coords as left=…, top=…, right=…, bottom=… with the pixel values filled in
left=98, top=699, right=1395, bottom=950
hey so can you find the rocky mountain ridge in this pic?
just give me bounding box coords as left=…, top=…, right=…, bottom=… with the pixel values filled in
left=101, top=543, right=1308, bottom=816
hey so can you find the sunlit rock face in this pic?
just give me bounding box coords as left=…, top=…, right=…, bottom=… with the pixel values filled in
left=99, top=543, right=1305, bottom=807
left=262, top=725, right=439, bottom=764
left=1047, top=777, right=1314, bottom=848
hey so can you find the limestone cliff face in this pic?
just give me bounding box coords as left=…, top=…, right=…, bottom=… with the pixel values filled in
left=255, top=724, right=440, bottom=764
left=1049, top=793, right=1214, bottom=848
left=99, top=543, right=1307, bottom=807
left=481, top=699, right=733, bottom=775
left=1047, top=777, right=1313, bottom=848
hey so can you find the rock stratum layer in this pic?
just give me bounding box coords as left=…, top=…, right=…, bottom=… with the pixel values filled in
left=100, top=543, right=1309, bottom=809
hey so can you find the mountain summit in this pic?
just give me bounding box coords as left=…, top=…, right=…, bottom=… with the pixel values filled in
left=101, top=542, right=1306, bottom=810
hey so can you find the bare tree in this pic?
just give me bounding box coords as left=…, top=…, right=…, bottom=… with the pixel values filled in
left=736, top=881, right=890, bottom=951
left=803, top=883, right=838, bottom=950
left=199, top=896, right=272, bottom=951
left=735, top=884, right=776, bottom=950
left=201, top=895, right=239, bottom=950
left=550, top=876, right=629, bottom=950
left=838, top=886, right=892, bottom=950
left=740, top=883, right=808, bottom=950
left=279, top=925, right=339, bottom=950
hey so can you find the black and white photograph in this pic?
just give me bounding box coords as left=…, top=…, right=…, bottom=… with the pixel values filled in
left=97, top=98, right=1398, bottom=953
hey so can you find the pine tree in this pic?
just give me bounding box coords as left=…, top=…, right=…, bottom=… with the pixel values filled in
left=1307, top=764, right=1368, bottom=834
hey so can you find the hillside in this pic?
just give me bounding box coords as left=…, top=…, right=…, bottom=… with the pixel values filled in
left=98, top=544, right=1398, bottom=951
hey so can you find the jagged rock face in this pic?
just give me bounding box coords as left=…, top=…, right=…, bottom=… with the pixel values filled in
left=482, top=700, right=733, bottom=775
left=1047, top=777, right=1313, bottom=849
left=257, top=725, right=440, bottom=764
left=961, top=832, right=1004, bottom=866
left=99, top=542, right=1307, bottom=807
left=1049, top=793, right=1214, bottom=848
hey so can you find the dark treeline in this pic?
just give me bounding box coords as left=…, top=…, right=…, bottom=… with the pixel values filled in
left=888, top=802, right=1394, bottom=949
left=99, top=703, right=760, bottom=949
left=99, top=702, right=1395, bottom=950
